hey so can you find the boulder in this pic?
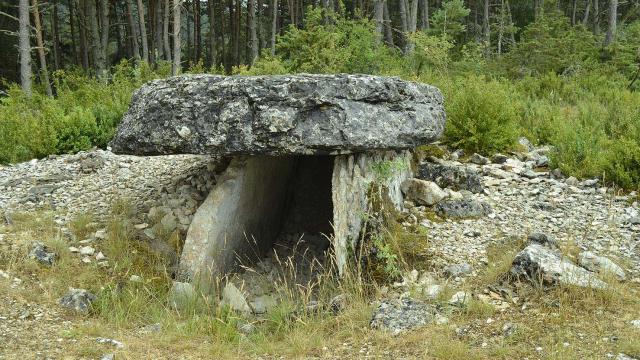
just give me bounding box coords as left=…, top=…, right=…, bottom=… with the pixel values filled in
left=110, top=74, right=446, bottom=156
left=400, top=178, right=447, bottom=206
left=578, top=252, right=626, bottom=281
left=416, top=162, right=484, bottom=193
left=511, top=244, right=607, bottom=289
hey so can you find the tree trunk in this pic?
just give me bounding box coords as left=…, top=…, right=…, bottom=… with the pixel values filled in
left=207, top=0, right=216, bottom=66
left=271, top=0, right=277, bottom=55
left=87, top=0, right=105, bottom=75
left=409, top=0, right=418, bottom=32
left=593, top=0, right=600, bottom=35
left=69, top=0, right=79, bottom=65
left=483, top=0, right=490, bottom=56
left=155, top=0, right=164, bottom=62
left=374, top=0, right=384, bottom=42
left=172, top=0, right=181, bottom=74
left=126, top=0, right=141, bottom=61
left=497, top=0, right=504, bottom=54
left=19, top=0, right=32, bottom=97
left=234, top=0, right=240, bottom=65
left=99, top=0, right=110, bottom=75
left=399, top=0, right=408, bottom=32
left=52, top=0, right=61, bottom=70
left=78, top=0, right=90, bottom=70
left=420, top=0, right=429, bottom=30
left=164, top=0, right=172, bottom=61
left=137, top=0, right=150, bottom=62
left=582, top=0, right=591, bottom=25
left=383, top=0, right=394, bottom=46
left=603, top=0, right=616, bottom=45
left=194, top=0, right=201, bottom=61
left=31, top=0, right=53, bottom=96
left=572, top=0, right=578, bottom=25
left=248, top=0, right=258, bottom=64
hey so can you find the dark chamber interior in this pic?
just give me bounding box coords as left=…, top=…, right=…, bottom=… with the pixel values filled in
left=237, top=155, right=335, bottom=268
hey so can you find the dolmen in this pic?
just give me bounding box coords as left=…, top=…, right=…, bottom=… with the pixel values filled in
left=110, top=74, right=446, bottom=285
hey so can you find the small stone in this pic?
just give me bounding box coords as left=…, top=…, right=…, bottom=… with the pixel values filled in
left=101, top=354, right=115, bottom=360
left=95, top=252, right=106, bottom=261
left=329, top=294, right=347, bottom=314
left=59, top=288, right=97, bottom=314
left=435, top=199, right=492, bottom=219
left=469, top=153, right=489, bottom=165
left=423, top=284, right=443, bottom=299
left=134, top=223, right=149, bottom=230
left=96, top=337, right=125, bottom=349
left=565, top=176, right=579, bottom=186
left=449, top=291, right=471, bottom=306
left=79, top=246, right=95, bottom=256
left=527, top=232, right=558, bottom=249
left=95, top=229, right=108, bottom=240
left=370, top=298, right=435, bottom=335
left=401, top=179, right=447, bottom=206
left=29, top=241, right=57, bottom=266
left=249, top=295, right=277, bottom=314
left=129, top=275, right=142, bottom=282
left=68, top=246, right=79, bottom=253
left=221, top=282, right=251, bottom=314
left=444, top=263, right=473, bottom=277
left=81, top=257, right=91, bottom=264
left=491, top=154, right=508, bottom=164
left=629, top=320, right=640, bottom=329
left=518, top=137, right=534, bottom=152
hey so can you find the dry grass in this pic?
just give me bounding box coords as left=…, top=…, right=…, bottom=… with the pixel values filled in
left=1, top=206, right=639, bottom=359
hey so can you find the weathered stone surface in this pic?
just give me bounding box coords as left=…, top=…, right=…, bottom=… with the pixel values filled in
left=511, top=244, right=607, bottom=289
left=435, top=199, right=492, bottom=219
left=416, top=162, right=484, bottom=193
left=578, top=251, right=626, bottom=281
left=109, top=74, right=446, bottom=156
left=180, top=156, right=294, bottom=281
left=400, top=178, right=447, bottom=206
left=370, top=298, right=435, bottom=335
left=59, top=288, right=97, bottom=313
left=29, top=241, right=56, bottom=266
left=332, top=151, right=412, bottom=274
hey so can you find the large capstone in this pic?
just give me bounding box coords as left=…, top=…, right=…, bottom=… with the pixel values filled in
left=109, top=74, right=445, bottom=156
left=110, top=74, right=446, bottom=284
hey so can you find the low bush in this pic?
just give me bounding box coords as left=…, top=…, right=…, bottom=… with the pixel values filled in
left=441, top=75, right=521, bottom=155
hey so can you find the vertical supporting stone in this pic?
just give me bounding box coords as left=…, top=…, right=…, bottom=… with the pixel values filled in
left=179, top=156, right=295, bottom=283
left=331, top=151, right=413, bottom=275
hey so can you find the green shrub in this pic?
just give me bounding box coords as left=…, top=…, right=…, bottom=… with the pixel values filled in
left=443, top=75, right=520, bottom=155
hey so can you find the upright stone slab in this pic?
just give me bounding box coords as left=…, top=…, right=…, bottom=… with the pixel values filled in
left=110, top=74, right=446, bottom=282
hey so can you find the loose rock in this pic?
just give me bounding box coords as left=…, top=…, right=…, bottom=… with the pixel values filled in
left=59, top=288, right=97, bottom=314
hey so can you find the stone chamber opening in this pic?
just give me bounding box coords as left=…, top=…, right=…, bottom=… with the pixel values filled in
left=236, top=155, right=335, bottom=272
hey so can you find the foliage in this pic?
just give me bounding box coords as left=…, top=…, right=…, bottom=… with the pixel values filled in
left=406, top=33, right=454, bottom=77
left=442, top=75, right=521, bottom=155
left=273, top=8, right=396, bottom=74
left=0, top=61, right=165, bottom=163
left=428, top=0, right=471, bottom=41
left=505, top=10, right=598, bottom=76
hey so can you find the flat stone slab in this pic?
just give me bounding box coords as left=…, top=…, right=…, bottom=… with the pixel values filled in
left=110, top=74, right=445, bottom=156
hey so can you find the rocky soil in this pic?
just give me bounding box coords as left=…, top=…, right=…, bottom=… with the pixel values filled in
left=1, top=142, right=639, bottom=359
